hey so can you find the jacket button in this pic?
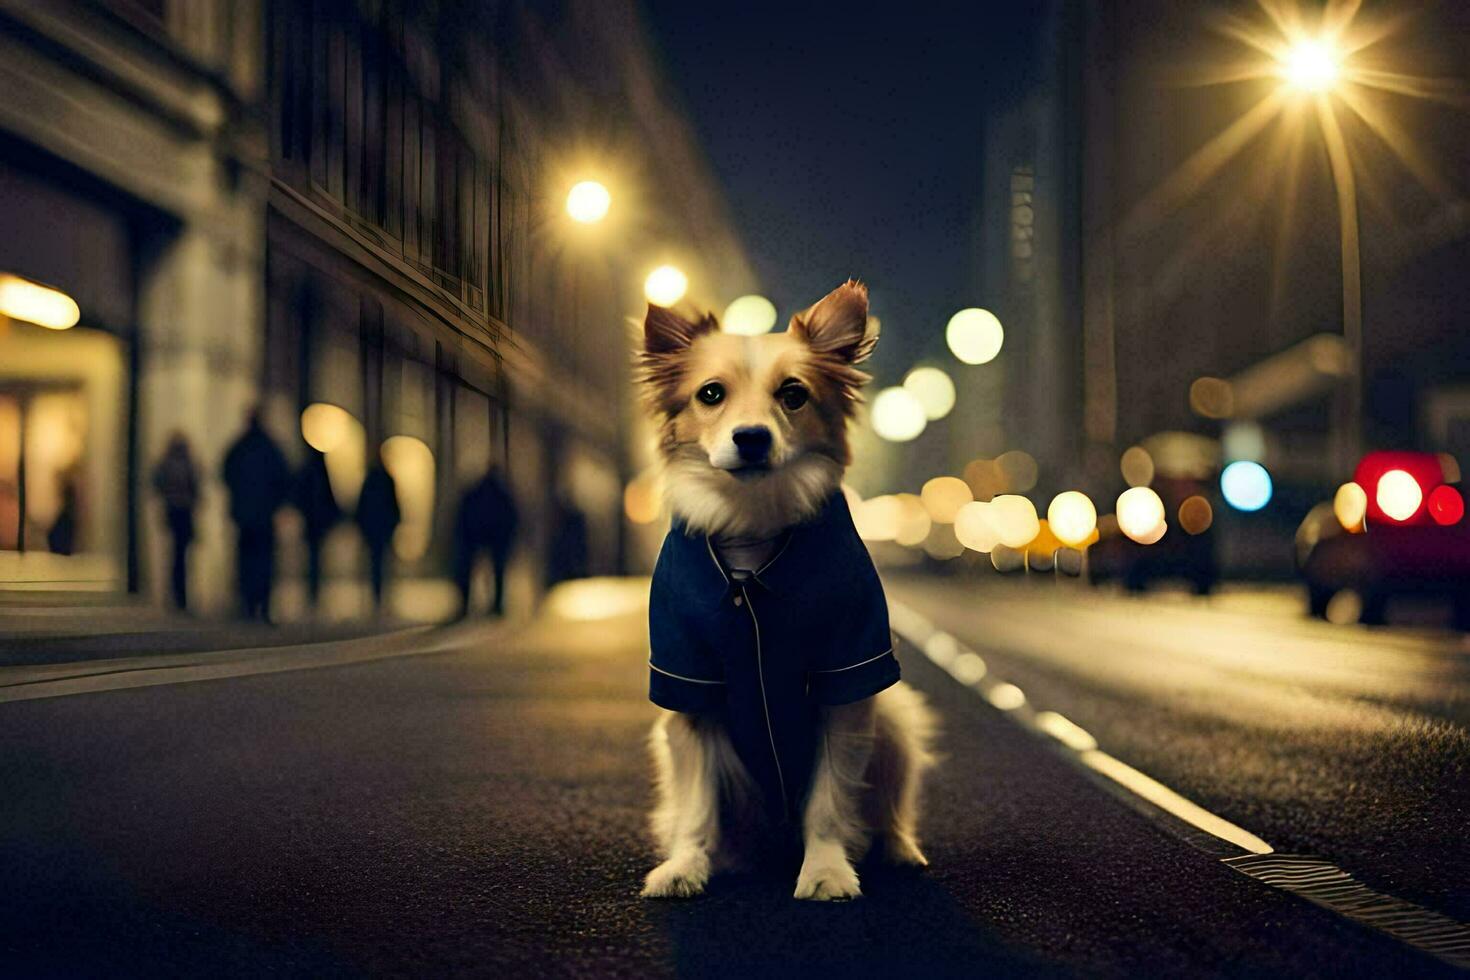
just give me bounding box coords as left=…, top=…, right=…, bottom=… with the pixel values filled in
left=733, top=594, right=744, bottom=607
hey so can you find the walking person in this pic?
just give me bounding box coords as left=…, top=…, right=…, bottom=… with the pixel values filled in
left=221, top=408, right=290, bottom=622
left=355, top=459, right=400, bottom=614
left=151, top=433, right=199, bottom=610
left=454, top=465, right=519, bottom=618
left=291, top=447, right=340, bottom=611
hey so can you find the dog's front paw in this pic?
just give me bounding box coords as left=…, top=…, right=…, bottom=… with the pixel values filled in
left=794, top=859, right=861, bottom=901
left=641, top=854, right=709, bottom=899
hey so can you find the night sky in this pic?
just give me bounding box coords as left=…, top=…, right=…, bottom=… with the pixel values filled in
left=640, top=2, right=1043, bottom=382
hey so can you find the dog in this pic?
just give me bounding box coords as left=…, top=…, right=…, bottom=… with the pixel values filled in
left=637, top=279, right=937, bottom=901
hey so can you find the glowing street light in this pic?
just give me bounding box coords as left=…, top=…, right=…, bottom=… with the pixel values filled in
left=565, top=180, right=611, bottom=223
left=1117, top=486, right=1167, bottom=544
left=644, top=265, right=688, bottom=306
left=1281, top=38, right=1342, bottom=94
left=0, top=274, right=80, bottom=330
left=1375, top=469, right=1422, bottom=522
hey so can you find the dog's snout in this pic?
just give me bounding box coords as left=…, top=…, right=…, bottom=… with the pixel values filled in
left=731, top=426, right=773, bottom=464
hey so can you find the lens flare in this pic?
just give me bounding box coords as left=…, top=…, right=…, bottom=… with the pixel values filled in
left=1375, top=469, right=1422, bottom=522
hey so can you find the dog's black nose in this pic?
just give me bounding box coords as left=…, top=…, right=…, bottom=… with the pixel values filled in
left=732, top=426, right=773, bottom=464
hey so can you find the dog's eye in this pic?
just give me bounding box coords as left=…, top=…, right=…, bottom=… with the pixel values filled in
left=778, top=383, right=809, bottom=412
left=696, top=382, right=725, bottom=406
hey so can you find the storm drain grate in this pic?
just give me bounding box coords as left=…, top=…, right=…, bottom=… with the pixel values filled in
left=1223, top=853, right=1470, bottom=968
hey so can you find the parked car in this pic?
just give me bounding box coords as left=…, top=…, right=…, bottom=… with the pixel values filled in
left=1296, top=451, right=1469, bottom=628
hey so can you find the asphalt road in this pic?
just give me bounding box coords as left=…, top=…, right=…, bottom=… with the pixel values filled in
left=0, top=585, right=1461, bottom=977
left=889, top=573, right=1470, bottom=927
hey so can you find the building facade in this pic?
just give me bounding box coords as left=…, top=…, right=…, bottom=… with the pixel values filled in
left=0, top=0, right=754, bottom=613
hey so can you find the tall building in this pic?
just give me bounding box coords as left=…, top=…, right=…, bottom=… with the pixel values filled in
left=0, top=0, right=754, bottom=612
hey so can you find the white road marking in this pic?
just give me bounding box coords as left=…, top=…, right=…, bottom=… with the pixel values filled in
left=889, top=598, right=1470, bottom=969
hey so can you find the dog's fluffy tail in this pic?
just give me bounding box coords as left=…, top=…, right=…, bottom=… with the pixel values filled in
left=864, top=682, right=939, bottom=862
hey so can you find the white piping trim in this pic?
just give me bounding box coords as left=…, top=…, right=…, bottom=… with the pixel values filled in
left=753, top=533, right=793, bottom=577
left=648, top=661, right=726, bottom=685
left=703, top=536, right=730, bottom=585
left=809, top=648, right=895, bottom=674
left=742, top=586, right=789, bottom=817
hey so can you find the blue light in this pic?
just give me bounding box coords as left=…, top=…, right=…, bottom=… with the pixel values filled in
left=1221, top=460, right=1273, bottom=512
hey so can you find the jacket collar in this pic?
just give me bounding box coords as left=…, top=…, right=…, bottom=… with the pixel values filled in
left=668, top=493, right=843, bottom=608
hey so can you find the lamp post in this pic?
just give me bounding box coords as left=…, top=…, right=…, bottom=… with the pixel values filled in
left=1280, top=37, right=1361, bottom=472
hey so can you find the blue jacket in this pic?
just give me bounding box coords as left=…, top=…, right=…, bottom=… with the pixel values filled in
left=648, top=491, right=900, bottom=823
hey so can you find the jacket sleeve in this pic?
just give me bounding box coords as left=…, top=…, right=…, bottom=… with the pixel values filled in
left=647, top=555, right=725, bottom=713
left=806, top=561, right=900, bottom=706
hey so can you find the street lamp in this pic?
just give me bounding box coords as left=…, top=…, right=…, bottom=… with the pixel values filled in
left=1281, top=39, right=1341, bottom=94
left=565, top=180, right=611, bottom=224
left=1276, top=34, right=1361, bottom=471
left=643, top=265, right=688, bottom=306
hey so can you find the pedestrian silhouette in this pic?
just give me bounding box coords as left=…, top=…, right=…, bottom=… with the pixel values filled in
left=291, top=447, right=341, bottom=610
left=546, top=493, right=589, bottom=587
left=151, top=432, right=199, bottom=610
left=454, top=466, right=518, bottom=618
left=355, top=460, right=400, bottom=613
left=46, top=472, right=78, bottom=556
left=221, top=408, right=290, bottom=622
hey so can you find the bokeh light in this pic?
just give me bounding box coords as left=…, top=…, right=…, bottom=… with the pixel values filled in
left=954, top=500, right=1000, bottom=553
left=623, top=469, right=663, bottom=525
left=920, top=476, right=972, bottom=523
left=1333, top=481, right=1368, bottom=531
left=643, top=265, right=688, bottom=306
left=1374, top=469, right=1422, bottom=522
left=380, top=435, right=435, bottom=560
left=1221, top=460, right=1273, bottom=512
left=963, top=458, right=1006, bottom=501
left=301, top=402, right=353, bottom=453
left=1189, top=377, right=1235, bottom=419
left=990, top=494, right=1040, bottom=549
left=722, top=294, right=778, bottom=335
left=893, top=494, right=932, bottom=547
left=0, top=274, right=80, bottom=330
left=903, top=367, right=956, bottom=420
left=870, top=387, right=927, bottom=442
left=995, top=450, right=1038, bottom=494
left=1120, top=445, right=1155, bottom=487
left=1438, top=453, right=1461, bottom=485
left=1178, top=495, right=1214, bottom=535
left=1117, top=486, right=1166, bottom=544
left=945, top=308, right=1004, bottom=365
left=1428, top=484, right=1464, bottom=526
left=1047, top=491, right=1097, bottom=547
left=922, top=522, right=965, bottom=560
left=565, top=180, right=610, bottom=223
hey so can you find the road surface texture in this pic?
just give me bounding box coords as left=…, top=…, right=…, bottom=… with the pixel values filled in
left=889, top=573, right=1470, bottom=928
left=0, top=578, right=1461, bottom=977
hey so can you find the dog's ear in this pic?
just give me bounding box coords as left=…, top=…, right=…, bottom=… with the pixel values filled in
left=639, top=304, right=718, bottom=414
left=789, top=280, right=877, bottom=364
left=643, top=304, right=717, bottom=355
